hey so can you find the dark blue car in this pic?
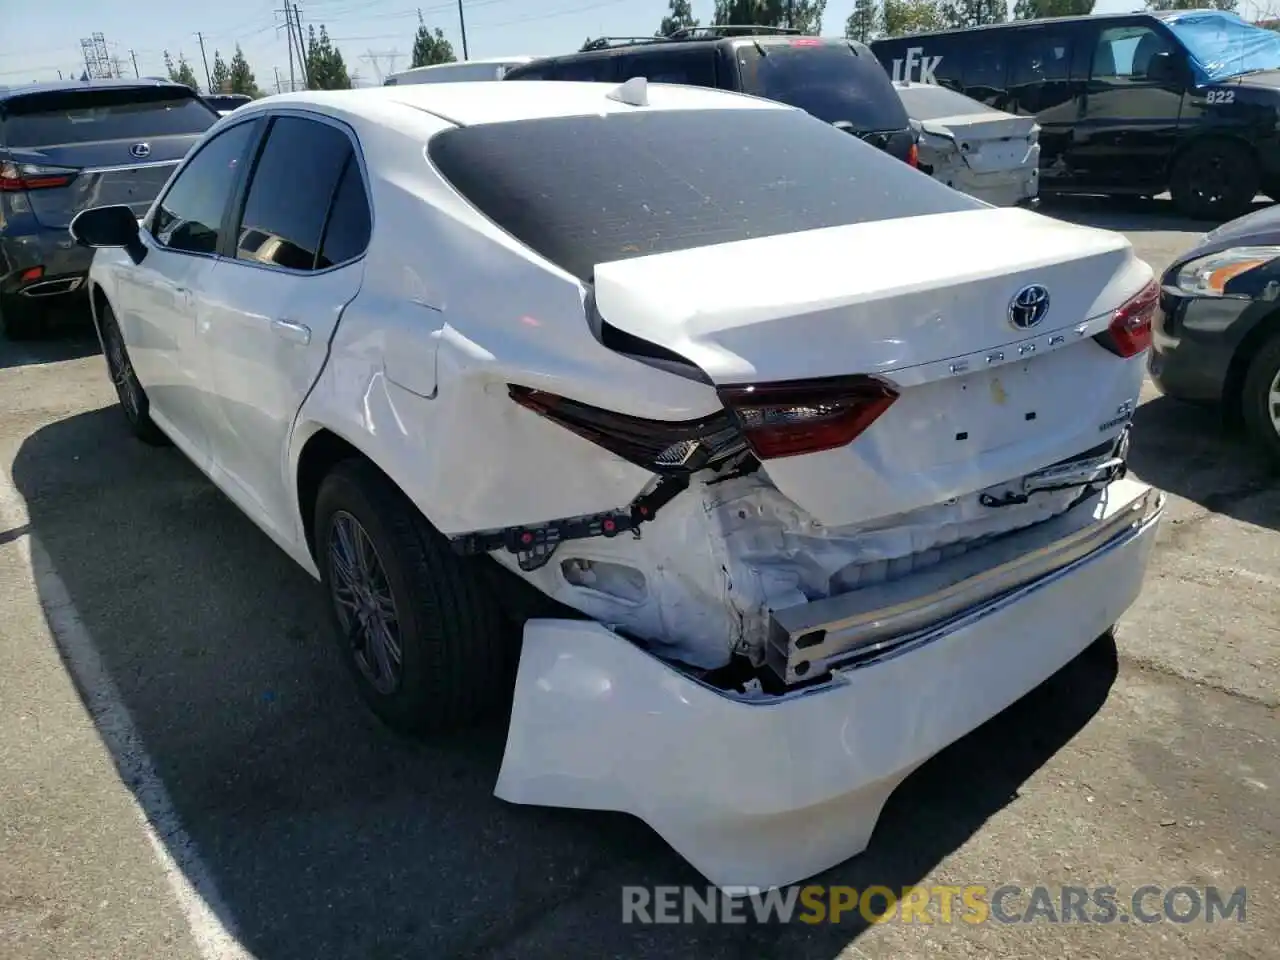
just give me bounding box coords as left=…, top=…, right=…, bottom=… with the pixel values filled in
left=0, top=78, right=218, bottom=339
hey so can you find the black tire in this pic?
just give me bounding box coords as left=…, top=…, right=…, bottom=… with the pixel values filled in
left=314, top=459, right=514, bottom=735
left=1170, top=140, right=1259, bottom=221
left=98, top=300, right=170, bottom=446
left=0, top=294, right=42, bottom=341
left=1240, top=333, right=1280, bottom=465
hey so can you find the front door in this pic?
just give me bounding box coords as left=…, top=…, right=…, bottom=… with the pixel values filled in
left=117, top=118, right=260, bottom=461
left=1071, top=20, right=1187, bottom=192
left=196, top=113, right=371, bottom=538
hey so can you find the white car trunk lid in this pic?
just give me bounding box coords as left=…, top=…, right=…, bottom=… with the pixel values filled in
left=592, top=206, right=1151, bottom=528
left=919, top=114, right=1038, bottom=175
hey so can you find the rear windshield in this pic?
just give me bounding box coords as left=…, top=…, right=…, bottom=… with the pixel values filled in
left=736, top=40, right=910, bottom=131
left=895, top=84, right=1001, bottom=120
left=1, top=87, right=217, bottom=148
left=428, top=107, right=978, bottom=283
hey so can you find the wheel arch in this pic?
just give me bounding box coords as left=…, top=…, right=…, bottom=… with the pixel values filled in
left=293, top=425, right=395, bottom=562
left=1167, top=133, right=1259, bottom=190
left=1223, top=306, right=1280, bottom=421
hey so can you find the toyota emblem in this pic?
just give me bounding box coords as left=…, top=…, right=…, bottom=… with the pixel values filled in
left=1008, top=284, right=1050, bottom=330
left=129, top=142, right=152, bottom=160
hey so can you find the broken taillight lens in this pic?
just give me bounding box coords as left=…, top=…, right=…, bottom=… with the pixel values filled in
left=717, top=375, right=899, bottom=460
left=508, top=386, right=747, bottom=473
left=907, top=142, right=920, bottom=168
left=0, top=161, right=79, bottom=192
left=1095, top=279, right=1159, bottom=359
left=509, top=374, right=898, bottom=470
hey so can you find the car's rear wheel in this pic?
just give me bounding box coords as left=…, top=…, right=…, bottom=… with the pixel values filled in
left=99, top=300, right=170, bottom=446
left=0, top=294, right=42, bottom=341
left=1240, top=333, right=1280, bottom=465
left=1170, top=140, right=1258, bottom=221
left=314, top=459, right=513, bottom=735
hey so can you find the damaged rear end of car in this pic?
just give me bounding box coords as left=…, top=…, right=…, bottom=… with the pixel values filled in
left=424, top=98, right=1165, bottom=891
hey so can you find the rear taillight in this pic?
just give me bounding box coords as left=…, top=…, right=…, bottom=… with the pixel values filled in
left=1095, top=279, right=1159, bottom=358
left=509, top=374, right=898, bottom=470
left=508, top=386, right=748, bottom=473
left=717, top=375, right=898, bottom=459
left=907, top=142, right=919, bottom=168
left=0, top=161, right=79, bottom=192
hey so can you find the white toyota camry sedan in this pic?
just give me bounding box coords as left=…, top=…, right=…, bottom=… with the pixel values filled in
left=70, top=78, right=1165, bottom=892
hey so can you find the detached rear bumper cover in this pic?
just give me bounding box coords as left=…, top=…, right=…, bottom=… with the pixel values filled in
left=495, top=478, right=1164, bottom=891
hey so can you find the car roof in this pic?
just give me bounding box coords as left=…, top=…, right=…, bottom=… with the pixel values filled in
left=394, top=56, right=533, bottom=73
left=0, top=77, right=194, bottom=104
left=249, top=80, right=792, bottom=128
left=872, top=8, right=1212, bottom=37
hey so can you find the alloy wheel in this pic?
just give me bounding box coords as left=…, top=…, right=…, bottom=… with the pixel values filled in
left=103, top=319, right=142, bottom=421
left=327, top=511, right=403, bottom=695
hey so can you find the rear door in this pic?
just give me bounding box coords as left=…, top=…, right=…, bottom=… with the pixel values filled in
left=1008, top=24, right=1086, bottom=188
left=0, top=85, right=218, bottom=228
left=197, top=112, right=369, bottom=534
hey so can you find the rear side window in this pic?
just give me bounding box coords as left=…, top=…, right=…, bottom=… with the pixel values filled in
left=556, top=59, right=618, bottom=82
left=317, top=157, right=372, bottom=269
left=736, top=40, right=909, bottom=131
left=1011, top=32, right=1073, bottom=86
left=963, top=41, right=1010, bottom=98
left=429, top=108, right=978, bottom=283
left=617, top=49, right=717, bottom=87
left=1, top=87, right=217, bottom=148
left=234, top=116, right=353, bottom=271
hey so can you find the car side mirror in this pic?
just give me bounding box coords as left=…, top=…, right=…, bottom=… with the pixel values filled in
left=69, top=204, right=147, bottom=264
left=1146, top=51, right=1181, bottom=86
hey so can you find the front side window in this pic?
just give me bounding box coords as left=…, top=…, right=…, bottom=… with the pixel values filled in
left=234, top=116, right=353, bottom=271
left=429, top=107, right=979, bottom=283
left=151, top=120, right=257, bottom=255
left=1093, top=25, right=1175, bottom=80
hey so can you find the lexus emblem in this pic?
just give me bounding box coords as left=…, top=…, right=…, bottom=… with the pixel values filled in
left=129, top=142, right=151, bottom=160
left=1008, top=284, right=1050, bottom=330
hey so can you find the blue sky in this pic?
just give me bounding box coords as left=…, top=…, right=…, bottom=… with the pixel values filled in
left=2, top=0, right=1263, bottom=88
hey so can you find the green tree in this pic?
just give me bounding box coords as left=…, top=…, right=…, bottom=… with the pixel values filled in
left=658, top=0, right=699, bottom=35
left=1146, top=0, right=1236, bottom=10
left=712, top=0, right=827, bottom=34
left=306, top=25, right=352, bottom=90
left=228, top=45, right=262, bottom=97
left=209, top=50, right=230, bottom=93
left=1013, top=0, right=1093, bottom=17
left=411, top=11, right=456, bottom=67
left=882, top=0, right=947, bottom=35
left=163, top=50, right=201, bottom=91
left=939, top=0, right=1005, bottom=27
left=845, top=0, right=882, bottom=41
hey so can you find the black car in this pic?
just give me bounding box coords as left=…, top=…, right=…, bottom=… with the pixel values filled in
left=872, top=10, right=1280, bottom=220
left=0, top=78, right=218, bottom=339
left=504, top=26, right=919, bottom=169
left=1150, top=206, right=1280, bottom=461
left=205, top=93, right=253, bottom=115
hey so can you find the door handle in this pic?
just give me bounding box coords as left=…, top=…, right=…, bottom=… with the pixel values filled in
left=272, top=318, right=311, bottom=345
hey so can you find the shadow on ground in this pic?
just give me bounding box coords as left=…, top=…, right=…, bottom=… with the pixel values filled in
left=0, top=306, right=99, bottom=371
left=1038, top=195, right=1272, bottom=235
left=1128, top=395, right=1278, bottom=532
left=13, top=408, right=1117, bottom=960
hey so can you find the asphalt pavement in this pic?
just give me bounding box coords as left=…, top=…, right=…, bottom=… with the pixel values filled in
left=0, top=196, right=1276, bottom=960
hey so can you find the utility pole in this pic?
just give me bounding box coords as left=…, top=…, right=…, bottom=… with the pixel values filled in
left=281, top=4, right=295, bottom=91
left=457, top=0, right=469, bottom=60
left=293, top=3, right=310, bottom=88
left=195, top=31, right=212, bottom=91
left=129, top=49, right=140, bottom=77
left=274, top=66, right=282, bottom=93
